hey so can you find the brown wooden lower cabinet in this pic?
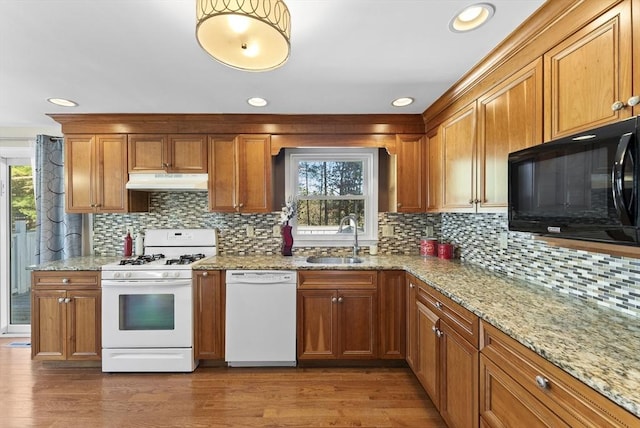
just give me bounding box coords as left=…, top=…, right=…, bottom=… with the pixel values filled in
left=31, top=271, right=101, bottom=361
left=480, top=321, right=639, bottom=427
left=297, top=270, right=378, bottom=360
left=193, top=270, right=225, bottom=360
left=407, top=273, right=479, bottom=428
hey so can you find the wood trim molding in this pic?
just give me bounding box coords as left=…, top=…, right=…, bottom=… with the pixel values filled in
left=49, top=113, right=426, bottom=136
left=270, top=134, right=397, bottom=155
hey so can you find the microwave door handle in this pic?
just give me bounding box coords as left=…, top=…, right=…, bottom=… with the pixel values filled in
left=611, top=132, right=633, bottom=225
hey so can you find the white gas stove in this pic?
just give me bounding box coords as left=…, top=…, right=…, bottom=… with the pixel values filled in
left=101, top=228, right=217, bottom=373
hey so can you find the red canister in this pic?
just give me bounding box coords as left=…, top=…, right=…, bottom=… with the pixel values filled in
left=420, top=238, right=438, bottom=256
left=438, top=243, right=454, bottom=259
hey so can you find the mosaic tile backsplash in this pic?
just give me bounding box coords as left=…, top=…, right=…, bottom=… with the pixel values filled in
left=92, top=192, right=639, bottom=317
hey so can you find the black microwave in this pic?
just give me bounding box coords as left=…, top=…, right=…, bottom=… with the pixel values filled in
left=508, top=116, right=639, bottom=246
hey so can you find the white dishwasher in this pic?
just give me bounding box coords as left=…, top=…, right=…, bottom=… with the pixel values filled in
left=225, top=270, right=297, bottom=367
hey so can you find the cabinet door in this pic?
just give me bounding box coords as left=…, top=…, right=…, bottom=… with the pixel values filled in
left=395, top=134, right=426, bottom=212
left=208, top=136, right=237, bottom=212
left=96, top=134, right=128, bottom=213
left=544, top=1, right=633, bottom=139
left=168, top=134, right=208, bottom=173
left=441, top=103, right=477, bottom=212
left=480, top=355, right=567, bottom=428
left=67, top=289, right=101, bottom=360
left=416, top=300, right=440, bottom=407
left=338, top=289, right=377, bottom=359
left=406, top=276, right=419, bottom=370
left=477, top=58, right=543, bottom=211
left=65, top=134, right=95, bottom=213
left=194, top=271, right=225, bottom=360
left=439, top=321, right=479, bottom=428
left=237, top=135, right=272, bottom=212
left=31, top=290, right=66, bottom=360
left=297, top=289, right=338, bottom=359
left=128, top=134, right=166, bottom=172
left=426, top=129, right=443, bottom=212
left=378, top=271, right=405, bottom=359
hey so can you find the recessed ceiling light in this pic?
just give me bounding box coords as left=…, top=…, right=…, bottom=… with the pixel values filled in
left=247, top=97, right=268, bottom=107
left=47, top=98, right=78, bottom=107
left=449, top=3, right=495, bottom=33
left=391, top=97, right=414, bottom=107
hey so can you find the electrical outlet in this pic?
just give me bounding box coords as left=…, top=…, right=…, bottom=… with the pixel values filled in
left=272, top=225, right=281, bottom=237
left=499, top=232, right=508, bottom=249
left=425, top=226, right=434, bottom=237
left=382, top=225, right=394, bottom=237
left=246, top=225, right=255, bottom=237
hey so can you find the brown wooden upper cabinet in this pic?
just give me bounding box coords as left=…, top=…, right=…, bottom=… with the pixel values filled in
left=544, top=0, right=635, bottom=140
left=426, top=128, right=443, bottom=212
left=476, top=57, right=543, bottom=211
left=440, top=102, right=477, bottom=212
left=65, top=134, right=148, bottom=213
left=395, top=134, right=426, bottom=212
left=208, top=134, right=272, bottom=213
left=128, top=134, right=208, bottom=173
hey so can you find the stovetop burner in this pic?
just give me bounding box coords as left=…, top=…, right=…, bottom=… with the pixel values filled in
left=165, top=253, right=206, bottom=265
left=118, top=254, right=165, bottom=265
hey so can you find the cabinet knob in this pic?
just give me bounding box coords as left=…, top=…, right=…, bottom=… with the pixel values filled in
left=202, top=272, right=208, bottom=277
left=397, top=203, right=402, bottom=208
left=628, top=95, right=640, bottom=107
left=432, top=326, right=437, bottom=332
left=468, top=199, right=474, bottom=205
left=62, top=278, right=69, bottom=284
left=162, top=162, right=171, bottom=168
left=611, top=100, right=626, bottom=111
left=337, top=297, right=343, bottom=303
left=409, top=283, right=415, bottom=289
left=436, top=329, right=444, bottom=338
left=64, top=297, right=71, bottom=304
left=58, top=297, right=65, bottom=303
left=474, top=199, right=480, bottom=204
left=535, top=375, right=550, bottom=389
left=435, top=301, right=443, bottom=309
left=332, top=297, right=338, bottom=303
left=238, top=203, right=244, bottom=208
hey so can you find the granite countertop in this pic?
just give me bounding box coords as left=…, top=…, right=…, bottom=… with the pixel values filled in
left=29, top=254, right=640, bottom=418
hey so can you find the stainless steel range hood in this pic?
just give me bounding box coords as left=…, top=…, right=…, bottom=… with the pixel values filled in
left=125, top=173, right=208, bottom=191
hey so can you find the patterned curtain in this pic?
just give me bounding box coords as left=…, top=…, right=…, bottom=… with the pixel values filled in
left=34, top=135, right=82, bottom=264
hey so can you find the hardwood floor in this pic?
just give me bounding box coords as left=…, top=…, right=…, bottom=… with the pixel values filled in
left=0, top=338, right=446, bottom=428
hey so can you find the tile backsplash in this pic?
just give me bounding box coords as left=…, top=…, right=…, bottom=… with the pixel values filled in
left=92, top=192, right=639, bottom=317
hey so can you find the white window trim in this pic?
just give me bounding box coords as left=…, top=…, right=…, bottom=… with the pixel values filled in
left=285, top=148, right=378, bottom=247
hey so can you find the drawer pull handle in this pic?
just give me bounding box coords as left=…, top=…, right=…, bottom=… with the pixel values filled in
left=535, top=375, right=549, bottom=389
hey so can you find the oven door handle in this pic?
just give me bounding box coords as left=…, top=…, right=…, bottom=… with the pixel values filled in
left=102, top=280, right=192, bottom=288
left=611, top=132, right=633, bottom=226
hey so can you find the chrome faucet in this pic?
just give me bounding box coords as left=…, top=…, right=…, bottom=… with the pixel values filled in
left=339, top=215, right=359, bottom=257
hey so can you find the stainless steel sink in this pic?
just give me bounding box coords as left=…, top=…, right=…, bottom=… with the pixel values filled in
left=306, top=256, right=363, bottom=264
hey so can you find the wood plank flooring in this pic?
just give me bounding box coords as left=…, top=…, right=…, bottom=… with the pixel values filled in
left=0, top=338, right=446, bottom=428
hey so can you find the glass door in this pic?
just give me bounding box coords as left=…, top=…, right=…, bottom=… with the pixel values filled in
left=1, top=150, right=35, bottom=334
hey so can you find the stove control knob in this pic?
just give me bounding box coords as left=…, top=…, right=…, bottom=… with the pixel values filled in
left=125, top=272, right=132, bottom=278
left=174, top=272, right=181, bottom=278
left=162, top=272, right=169, bottom=278
left=114, top=272, right=121, bottom=279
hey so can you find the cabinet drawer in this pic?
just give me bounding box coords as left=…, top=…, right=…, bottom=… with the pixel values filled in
left=416, top=282, right=479, bottom=347
left=32, top=271, right=100, bottom=289
left=480, top=321, right=639, bottom=427
left=298, top=270, right=377, bottom=289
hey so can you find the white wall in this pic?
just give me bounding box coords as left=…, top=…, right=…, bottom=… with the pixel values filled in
left=0, top=126, right=62, bottom=147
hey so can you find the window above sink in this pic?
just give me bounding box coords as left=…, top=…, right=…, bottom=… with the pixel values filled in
left=285, top=148, right=378, bottom=247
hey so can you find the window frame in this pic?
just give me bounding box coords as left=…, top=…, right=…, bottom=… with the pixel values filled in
left=284, top=148, right=378, bottom=247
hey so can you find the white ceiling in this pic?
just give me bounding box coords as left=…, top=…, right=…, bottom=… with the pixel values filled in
left=0, top=0, right=545, bottom=128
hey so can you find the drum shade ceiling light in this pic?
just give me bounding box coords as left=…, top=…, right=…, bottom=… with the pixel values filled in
left=196, top=0, right=291, bottom=71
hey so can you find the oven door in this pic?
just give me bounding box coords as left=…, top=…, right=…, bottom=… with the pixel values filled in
left=102, top=279, right=193, bottom=348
